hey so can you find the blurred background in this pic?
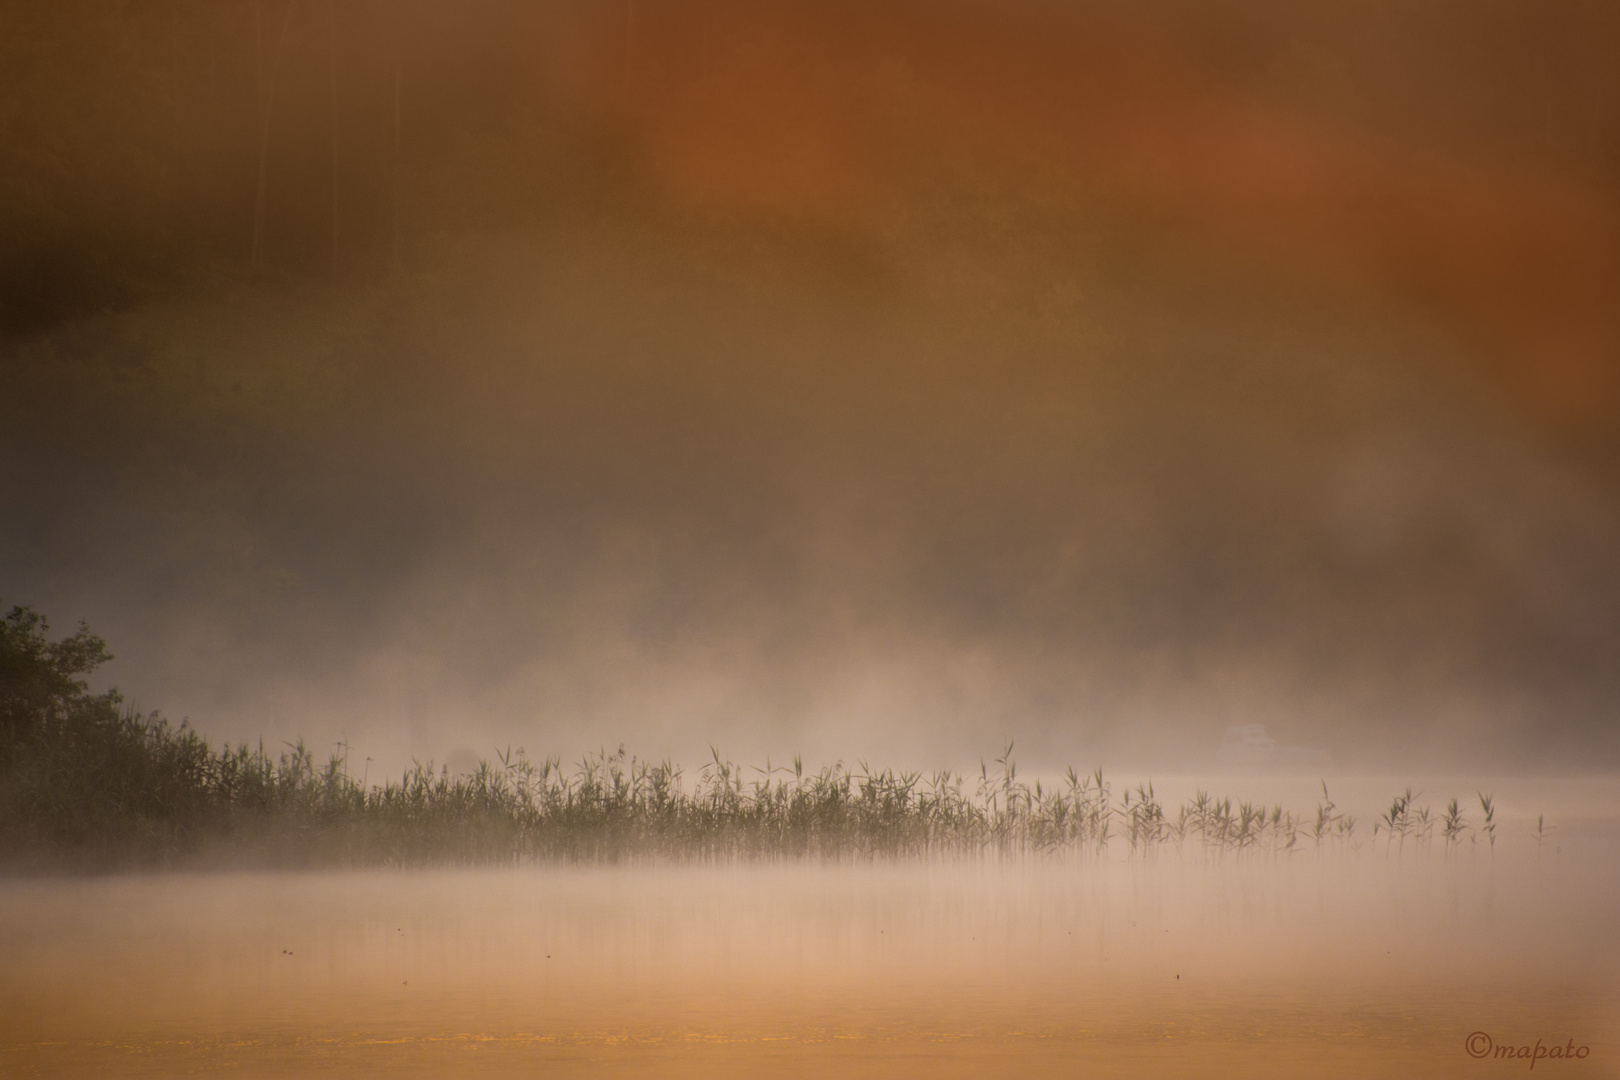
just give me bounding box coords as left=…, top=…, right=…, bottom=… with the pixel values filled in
left=2, top=0, right=1618, bottom=775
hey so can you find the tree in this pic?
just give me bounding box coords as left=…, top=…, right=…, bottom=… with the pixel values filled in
left=0, top=604, right=115, bottom=742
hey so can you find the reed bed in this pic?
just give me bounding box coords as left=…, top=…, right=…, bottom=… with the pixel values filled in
left=5, top=720, right=1498, bottom=868
left=0, top=604, right=1516, bottom=868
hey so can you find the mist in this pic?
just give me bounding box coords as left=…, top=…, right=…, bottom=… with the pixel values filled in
left=4, top=0, right=1619, bottom=777
left=8, top=9, right=1620, bottom=1079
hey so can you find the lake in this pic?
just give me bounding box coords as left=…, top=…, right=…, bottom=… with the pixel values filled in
left=3, top=830, right=1616, bottom=1078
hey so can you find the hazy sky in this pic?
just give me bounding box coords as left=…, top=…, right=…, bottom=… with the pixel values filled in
left=3, top=0, right=1618, bottom=775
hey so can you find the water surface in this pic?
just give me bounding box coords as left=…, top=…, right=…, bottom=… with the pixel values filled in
left=4, top=836, right=1617, bottom=1078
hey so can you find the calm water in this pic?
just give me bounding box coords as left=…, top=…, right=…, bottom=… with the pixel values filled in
left=3, top=833, right=1617, bottom=1078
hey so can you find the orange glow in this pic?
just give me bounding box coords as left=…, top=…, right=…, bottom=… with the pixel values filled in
left=544, top=1, right=1620, bottom=424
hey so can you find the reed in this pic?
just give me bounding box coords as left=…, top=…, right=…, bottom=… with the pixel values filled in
left=1479, top=792, right=1498, bottom=849
left=1442, top=797, right=1467, bottom=850
left=1534, top=813, right=1554, bottom=855
left=1311, top=783, right=1357, bottom=848
left=0, top=605, right=1541, bottom=869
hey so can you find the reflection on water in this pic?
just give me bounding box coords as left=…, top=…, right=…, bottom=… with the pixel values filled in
left=3, top=832, right=1618, bottom=1078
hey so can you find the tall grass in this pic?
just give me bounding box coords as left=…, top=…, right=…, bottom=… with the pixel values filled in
left=0, top=605, right=1522, bottom=869
left=0, top=737, right=1278, bottom=865
left=6, top=721, right=1442, bottom=868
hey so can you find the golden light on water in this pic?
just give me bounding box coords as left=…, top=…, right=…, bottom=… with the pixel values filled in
left=5, top=835, right=1616, bottom=1077
left=2, top=1, right=1619, bottom=1076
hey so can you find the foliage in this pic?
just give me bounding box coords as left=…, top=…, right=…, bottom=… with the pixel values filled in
left=1, top=604, right=217, bottom=862
left=2, top=607, right=1514, bottom=871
